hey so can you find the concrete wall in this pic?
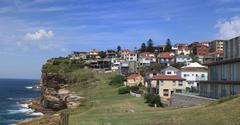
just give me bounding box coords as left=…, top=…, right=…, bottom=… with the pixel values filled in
left=169, top=93, right=215, bottom=107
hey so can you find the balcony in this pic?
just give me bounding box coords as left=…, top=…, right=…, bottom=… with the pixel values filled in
left=196, top=76, right=207, bottom=81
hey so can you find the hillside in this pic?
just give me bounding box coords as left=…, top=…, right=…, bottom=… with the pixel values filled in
left=20, top=65, right=240, bottom=125
left=63, top=72, right=240, bottom=125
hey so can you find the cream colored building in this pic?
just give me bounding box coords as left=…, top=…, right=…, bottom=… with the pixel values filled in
left=146, top=75, right=187, bottom=99
left=126, top=74, right=144, bottom=86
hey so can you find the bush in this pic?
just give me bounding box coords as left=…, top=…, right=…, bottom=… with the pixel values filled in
left=109, top=75, right=125, bottom=86
left=130, top=86, right=139, bottom=92
left=144, top=94, right=162, bottom=107
left=118, top=87, right=130, bottom=94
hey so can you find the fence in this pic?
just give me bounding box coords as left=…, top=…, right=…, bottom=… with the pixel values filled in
left=58, top=113, right=69, bottom=125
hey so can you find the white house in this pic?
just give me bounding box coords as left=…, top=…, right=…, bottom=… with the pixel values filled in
left=175, top=55, right=192, bottom=65
left=177, top=62, right=208, bottom=88
left=139, top=52, right=156, bottom=67
left=111, top=58, right=125, bottom=71
left=161, top=66, right=179, bottom=75
left=126, top=52, right=138, bottom=61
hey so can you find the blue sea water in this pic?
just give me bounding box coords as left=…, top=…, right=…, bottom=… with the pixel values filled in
left=0, top=79, right=41, bottom=125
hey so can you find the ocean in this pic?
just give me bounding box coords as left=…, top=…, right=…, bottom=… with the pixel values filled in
left=0, top=79, right=42, bottom=125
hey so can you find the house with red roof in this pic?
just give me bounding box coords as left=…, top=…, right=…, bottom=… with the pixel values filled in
left=145, top=74, right=187, bottom=99
left=157, top=52, right=175, bottom=66
left=126, top=74, right=144, bottom=86
left=139, top=52, right=156, bottom=67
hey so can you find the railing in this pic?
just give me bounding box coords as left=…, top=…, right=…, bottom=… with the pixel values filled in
left=196, top=76, right=207, bottom=81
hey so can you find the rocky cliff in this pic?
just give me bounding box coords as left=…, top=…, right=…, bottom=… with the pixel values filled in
left=39, top=59, right=82, bottom=111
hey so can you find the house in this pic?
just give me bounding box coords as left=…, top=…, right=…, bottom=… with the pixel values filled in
left=175, top=55, right=192, bottom=65
left=119, top=49, right=131, bottom=59
left=161, top=66, right=179, bottom=75
left=69, top=51, right=87, bottom=60
left=126, top=74, right=144, bottom=86
left=106, top=50, right=117, bottom=58
left=176, top=44, right=190, bottom=55
left=199, top=36, right=240, bottom=99
left=119, top=61, right=138, bottom=76
left=138, top=52, right=156, bottom=67
left=179, top=62, right=208, bottom=88
left=89, top=49, right=100, bottom=59
left=157, top=52, right=175, bottom=66
left=146, top=75, right=187, bottom=99
left=87, top=59, right=111, bottom=71
left=111, top=58, right=125, bottom=71
left=126, top=52, right=138, bottom=61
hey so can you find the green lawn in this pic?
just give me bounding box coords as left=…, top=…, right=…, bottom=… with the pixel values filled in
left=65, top=73, right=240, bottom=125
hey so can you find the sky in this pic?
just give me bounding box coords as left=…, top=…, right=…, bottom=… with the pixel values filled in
left=0, top=0, right=240, bottom=79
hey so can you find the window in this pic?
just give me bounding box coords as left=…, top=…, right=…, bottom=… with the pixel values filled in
left=175, top=89, right=182, bottom=93
left=160, top=80, right=164, bottom=86
left=163, top=89, right=169, bottom=96
left=201, top=74, right=205, bottom=77
left=178, top=81, right=183, bottom=86
left=173, top=80, right=176, bottom=86
left=167, top=71, right=172, bottom=74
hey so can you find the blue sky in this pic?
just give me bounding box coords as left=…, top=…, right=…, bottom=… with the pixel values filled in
left=0, top=0, right=240, bottom=79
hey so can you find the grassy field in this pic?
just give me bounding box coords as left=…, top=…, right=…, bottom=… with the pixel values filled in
left=63, top=72, right=240, bottom=125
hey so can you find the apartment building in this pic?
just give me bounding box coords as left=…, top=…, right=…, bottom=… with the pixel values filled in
left=209, top=40, right=224, bottom=53
left=199, top=36, right=240, bottom=98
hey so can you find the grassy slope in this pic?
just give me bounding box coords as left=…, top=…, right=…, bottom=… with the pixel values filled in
left=65, top=73, right=240, bottom=125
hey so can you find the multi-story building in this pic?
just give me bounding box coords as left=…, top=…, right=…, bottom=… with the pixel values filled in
left=209, top=40, right=224, bottom=53
left=138, top=52, right=156, bottom=67
left=126, top=52, right=138, bottom=61
left=146, top=75, right=187, bottom=99
left=111, top=58, right=125, bottom=71
left=178, top=62, right=208, bottom=88
left=176, top=44, right=190, bottom=55
left=119, top=49, right=131, bottom=59
left=106, top=50, right=117, bottom=58
left=191, top=42, right=209, bottom=56
left=157, top=52, right=175, bottom=66
left=199, top=36, right=240, bottom=98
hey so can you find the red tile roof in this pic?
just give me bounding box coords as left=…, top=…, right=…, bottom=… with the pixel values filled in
left=158, top=52, right=174, bottom=58
left=127, top=74, right=142, bottom=79
left=150, top=75, right=185, bottom=80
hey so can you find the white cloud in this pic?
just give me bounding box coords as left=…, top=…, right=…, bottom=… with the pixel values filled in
left=25, top=29, right=54, bottom=41
left=216, top=16, right=240, bottom=39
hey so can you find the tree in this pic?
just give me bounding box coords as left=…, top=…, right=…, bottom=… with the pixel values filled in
left=98, top=51, right=106, bottom=59
left=146, top=39, right=154, bottom=52
left=164, top=38, right=172, bottom=52
left=117, top=45, right=121, bottom=52
left=140, top=43, right=146, bottom=53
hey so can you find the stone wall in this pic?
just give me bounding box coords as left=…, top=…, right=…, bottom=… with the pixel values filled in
left=169, top=93, right=216, bottom=107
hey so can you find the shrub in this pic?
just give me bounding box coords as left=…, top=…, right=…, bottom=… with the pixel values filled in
left=109, top=75, right=125, bottom=86
left=130, top=86, right=139, bottom=92
left=144, top=94, right=162, bottom=107
left=118, top=87, right=130, bottom=94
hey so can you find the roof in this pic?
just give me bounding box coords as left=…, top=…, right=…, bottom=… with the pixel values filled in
left=127, top=74, right=142, bottom=79
left=162, top=66, right=179, bottom=71
left=150, top=75, right=185, bottom=80
left=140, top=52, right=154, bottom=55
left=181, top=67, right=208, bottom=72
left=158, top=52, right=174, bottom=58
left=182, top=62, right=205, bottom=68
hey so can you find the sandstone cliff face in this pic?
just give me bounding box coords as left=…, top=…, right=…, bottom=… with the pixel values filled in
left=40, top=72, right=70, bottom=110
